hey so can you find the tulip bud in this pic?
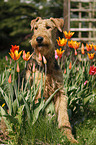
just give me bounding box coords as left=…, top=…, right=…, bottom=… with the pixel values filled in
left=84, top=80, right=88, bottom=85
left=69, top=62, right=72, bottom=69
left=75, top=49, right=77, bottom=55
left=43, top=56, right=47, bottom=64
left=8, top=74, right=11, bottom=83
left=55, top=50, right=58, bottom=60
left=81, top=43, right=85, bottom=55
left=33, top=63, right=35, bottom=73
left=5, top=56, right=8, bottom=61
left=64, top=69, right=66, bottom=74
left=38, top=52, right=42, bottom=61
left=17, top=63, right=20, bottom=72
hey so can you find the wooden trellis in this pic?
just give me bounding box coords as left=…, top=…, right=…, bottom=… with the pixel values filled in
left=63, top=0, right=96, bottom=43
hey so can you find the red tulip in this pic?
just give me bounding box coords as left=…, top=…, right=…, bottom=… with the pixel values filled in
left=89, top=65, right=96, bottom=75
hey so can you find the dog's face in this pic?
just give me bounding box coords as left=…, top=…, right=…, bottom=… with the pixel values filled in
left=30, top=17, right=64, bottom=57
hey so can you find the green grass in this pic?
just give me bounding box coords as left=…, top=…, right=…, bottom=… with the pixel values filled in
left=76, top=98, right=96, bottom=145
left=17, top=115, right=69, bottom=145
left=3, top=102, right=96, bottom=145
left=20, top=98, right=96, bottom=145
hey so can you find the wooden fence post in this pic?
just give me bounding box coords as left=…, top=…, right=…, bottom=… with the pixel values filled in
left=63, top=0, right=70, bottom=31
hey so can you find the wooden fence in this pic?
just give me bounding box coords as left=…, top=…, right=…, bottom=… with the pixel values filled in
left=63, top=0, right=96, bottom=43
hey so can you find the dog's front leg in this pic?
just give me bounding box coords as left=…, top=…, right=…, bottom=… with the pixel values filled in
left=55, top=94, right=78, bottom=143
left=55, top=94, right=71, bottom=129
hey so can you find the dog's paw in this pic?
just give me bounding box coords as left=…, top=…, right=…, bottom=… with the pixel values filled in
left=63, top=128, right=79, bottom=144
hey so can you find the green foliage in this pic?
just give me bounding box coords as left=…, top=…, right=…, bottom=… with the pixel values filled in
left=0, top=0, right=63, bottom=53
left=56, top=48, right=96, bottom=120
left=0, top=57, right=62, bottom=144
left=76, top=97, right=96, bottom=145
left=0, top=52, right=96, bottom=144
left=0, top=39, right=96, bottom=144
left=34, top=0, right=63, bottom=18
left=0, top=1, right=38, bottom=51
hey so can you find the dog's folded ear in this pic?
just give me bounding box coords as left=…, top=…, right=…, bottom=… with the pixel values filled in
left=31, top=17, right=42, bottom=31
left=50, top=18, right=64, bottom=32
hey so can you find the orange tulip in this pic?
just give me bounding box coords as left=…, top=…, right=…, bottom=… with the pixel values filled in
left=72, top=41, right=80, bottom=56
left=9, top=45, right=22, bottom=61
left=63, top=30, right=74, bottom=39
left=8, top=74, right=11, bottom=83
left=93, top=45, right=96, bottom=51
left=87, top=53, right=95, bottom=60
left=56, top=37, right=67, bottom=47
left=81, top=43, right=85, bottom=54
left=72, top=41, right=80, bottom=50
left=86, top=43, right=93, bottom=51
left=69, top=62, right=72, bottom=69
left=68, top=40, right=74, bottom=48
left=22, top=50, right=33, bottom=61
left=56, top=48, right=65, bottom=59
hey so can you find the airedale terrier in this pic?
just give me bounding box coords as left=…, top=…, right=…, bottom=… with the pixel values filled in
left=26, top=17, right=78, bottom=143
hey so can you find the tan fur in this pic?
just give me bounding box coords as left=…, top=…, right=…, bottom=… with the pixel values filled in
left=26, top=17, right=78, bottom=143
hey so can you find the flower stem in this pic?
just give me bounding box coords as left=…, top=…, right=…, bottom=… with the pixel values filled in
left=13, top=61, right=16, bottom=85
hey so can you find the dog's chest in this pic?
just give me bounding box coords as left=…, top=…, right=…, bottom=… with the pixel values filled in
left=32, top=69, right=57, bottom=101
left=26, top=57, right=63, bottom=102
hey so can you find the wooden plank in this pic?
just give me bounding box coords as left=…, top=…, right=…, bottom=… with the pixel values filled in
left=89, top=2, right=92, bottom=39
left=70, top=18, right=96, bottom=22
left=79, top=2, right=82, bottom=38
left=70, top=9, right=96, bottom=12
left=93, top=1, right=96, bottom=40
left=70, top=28, right=96, bottom=31
left=71, top=38, right=96, bottom=41
left=63, top=0, right=70, bottom=31
left=71, top=0, right=94, bottom=2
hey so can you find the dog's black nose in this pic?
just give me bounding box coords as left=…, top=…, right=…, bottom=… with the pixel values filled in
left=36, top=36, right=43, bottom=43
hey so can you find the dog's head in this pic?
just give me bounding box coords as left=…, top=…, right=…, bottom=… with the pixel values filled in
left=30, top=17, right=64, bottom=57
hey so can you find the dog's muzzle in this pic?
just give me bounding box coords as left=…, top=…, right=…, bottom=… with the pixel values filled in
left=36, top=36, right=43, bottom=44
left=36, top=36, right=49, bottom=48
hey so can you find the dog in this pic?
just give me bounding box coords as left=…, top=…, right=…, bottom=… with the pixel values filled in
left=26, top=17, right=78, bottom=143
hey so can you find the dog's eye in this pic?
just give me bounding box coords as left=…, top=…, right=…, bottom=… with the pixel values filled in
left=35, top=27, right=38, bottom=30
left=46, top=26, right=51, bottom=29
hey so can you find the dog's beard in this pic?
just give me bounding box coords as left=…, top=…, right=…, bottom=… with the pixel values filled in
left=32, top=42, right=51, bottom=55
left=35, top=45, right=50, bottom=55
left=37, top=43, right=49, bottom=48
